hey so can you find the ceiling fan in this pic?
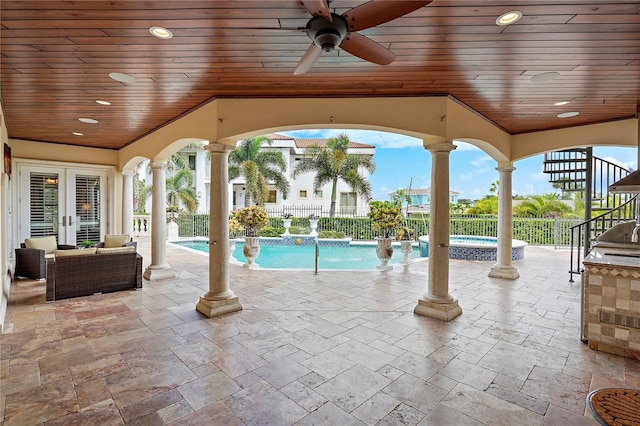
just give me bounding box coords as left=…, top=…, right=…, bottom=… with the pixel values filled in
left=294, top=0, right=432, bottom=75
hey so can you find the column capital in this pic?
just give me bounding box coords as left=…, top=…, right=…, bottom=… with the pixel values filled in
left=205, top=142, right=233, bottom=154
left=496, top=165, right=516, bottom=173
left=150, top=161, right=167, bottom=170
left=424, top=142, right=457, bottom=154
left=121, top=170, right=134, bottom=177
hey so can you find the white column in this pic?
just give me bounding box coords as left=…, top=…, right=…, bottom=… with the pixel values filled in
left=489, top=164, right=520, bottom=279
left=122, top=170, right=134, bottom=236
left=143, top=161, right=175, bottom=280
left=196, top=143, right=242, bottom=317
left=414, top=142, right=462, bottom=321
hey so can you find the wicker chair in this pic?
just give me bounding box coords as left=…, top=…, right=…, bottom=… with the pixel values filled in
left=95, top=234, right=137, bottom=251
left=14, top=236, right=75, bottom=280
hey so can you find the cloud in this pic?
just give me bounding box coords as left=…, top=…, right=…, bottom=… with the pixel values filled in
left=602, top=156, right=635, bottom=171
left=470, top=155, right=493, bottom=168
left=281, top=129, right=423, bottom=149
left=531, top=171, right=547, bottom=181
left=458, top=172, right=474, bottom=182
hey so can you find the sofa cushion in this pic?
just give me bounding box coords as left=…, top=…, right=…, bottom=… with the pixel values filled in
left=54, top=248, right=96, bottom=257
left=96, top=246, right=135, bottom=254
left=25, top=236, right=58, bottom=254
left=104, top=234, right=131, bottom=248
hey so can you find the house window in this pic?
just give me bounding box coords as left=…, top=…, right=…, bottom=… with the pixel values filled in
left=299, top=190, right=308, bottom=199
left=267, top=190, right=277, bottom=204
left=314, top=190, right=323, bottom=199
left=340, top=192, right=357, bottom=214
left=188, top=154, right=196, bottom=170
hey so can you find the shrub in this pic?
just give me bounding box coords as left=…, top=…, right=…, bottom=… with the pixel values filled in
left=258, top=226, right=285, bottom=237
left=289, top=225, right=309, bottom=235
left=318, top=230, right=345, bottom=239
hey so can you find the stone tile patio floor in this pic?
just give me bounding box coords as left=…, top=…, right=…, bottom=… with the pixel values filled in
left=2, top=237, right=638, bottom=425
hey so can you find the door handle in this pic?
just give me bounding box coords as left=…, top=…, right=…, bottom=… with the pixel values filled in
left=68, top=216, right=73, bottom=226
left=62, top=216, right=66, bottom=226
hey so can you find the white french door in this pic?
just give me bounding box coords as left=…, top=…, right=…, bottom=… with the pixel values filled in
left=18, top=165, right=108, bottom=246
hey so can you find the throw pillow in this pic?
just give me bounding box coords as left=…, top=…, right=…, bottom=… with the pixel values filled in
left=25, top=236, right=58, bottom=254
left=104, top=234, right=130, bottom=248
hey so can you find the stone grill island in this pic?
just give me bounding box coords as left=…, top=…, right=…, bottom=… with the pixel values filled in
left=582, top=221, right=640, bottom=358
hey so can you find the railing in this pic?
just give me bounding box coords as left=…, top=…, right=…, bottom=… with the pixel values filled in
left=174, top=212, right=584, bottom=246
left=568, top=195, right=637, bottom=282
left=133, top=214, right=151, bottom=235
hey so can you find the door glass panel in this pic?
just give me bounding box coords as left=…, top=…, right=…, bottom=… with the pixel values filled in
left=75, top=174, right=102, bottom=245
left=29, top=172, right=59, bottom=238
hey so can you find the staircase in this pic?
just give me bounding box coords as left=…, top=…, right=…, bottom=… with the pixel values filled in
left=543, top=147, right=637, bottom=281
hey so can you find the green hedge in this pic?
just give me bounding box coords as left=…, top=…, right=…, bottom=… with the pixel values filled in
left=176, top=213, right=579, bottom=246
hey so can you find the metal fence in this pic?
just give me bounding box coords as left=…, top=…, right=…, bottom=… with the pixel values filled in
left=173, top=213, right=582, bottom=247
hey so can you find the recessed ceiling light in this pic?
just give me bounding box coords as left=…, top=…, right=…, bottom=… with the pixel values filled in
left=530, top=72, right=560, bottom=82
left=108, top=72, right=136, bottom=84
left=95, top=99, right=111, bottom=106
left=149, top=26, right=173, bottom=39
left=78, top=117, right=98, bottom=124
left=72, top=132, right=84, bottom=136
left=553, top=100, right=571, bottom=106
left=496, top=11, right=522, bottom=26
left=557, top=111, right=579, bottom=118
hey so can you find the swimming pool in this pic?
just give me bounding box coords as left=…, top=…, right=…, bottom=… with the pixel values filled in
left=172, top=239, right=422, bottom=270
left=418, top=235, right=527, bottom=261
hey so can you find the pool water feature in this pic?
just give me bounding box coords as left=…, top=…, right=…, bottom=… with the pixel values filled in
left=418, top=235, right=527, bottom=261
left=173, top=238, right=421, bottom=270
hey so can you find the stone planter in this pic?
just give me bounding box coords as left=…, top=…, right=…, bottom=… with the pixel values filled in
left=309, top=219, right=318, bottom=236
left=400, top=240, right=413, bottom=263
left=283, top=218, right=292, bottom=235
left=243, top=236, right=261, bottom=268
left=376, top=237, right=394, bottom=270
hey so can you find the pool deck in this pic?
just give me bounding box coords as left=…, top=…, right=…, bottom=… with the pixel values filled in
left=2, top=236, right=635, bottom=425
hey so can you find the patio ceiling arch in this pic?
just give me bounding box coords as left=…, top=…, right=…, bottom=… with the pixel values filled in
left=119, top=96, right=514, bottom=161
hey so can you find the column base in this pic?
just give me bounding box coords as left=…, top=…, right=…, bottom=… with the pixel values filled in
left=143, top=265, right=176, bottom=281
left=196, top=296, right=242, bottom=318
left=488, top=265, right=520, bottom=280
left=414, top=297, right=462, bottom=321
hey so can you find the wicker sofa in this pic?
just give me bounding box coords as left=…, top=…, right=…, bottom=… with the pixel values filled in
left=45, top=247, right=143, bottom=301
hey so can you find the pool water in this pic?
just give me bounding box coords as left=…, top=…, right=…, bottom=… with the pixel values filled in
left=174, top=240, right=421, bottom=270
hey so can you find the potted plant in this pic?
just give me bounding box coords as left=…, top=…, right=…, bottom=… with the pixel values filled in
left=234, top=205, right=268, bottom=267
left=368, top=201, right=403, bottom=269
left=282, top=213, right=293, bottom=235
left=80, top=240, right=95, bottom=249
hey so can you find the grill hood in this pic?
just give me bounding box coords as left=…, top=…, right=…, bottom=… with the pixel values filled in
left=609, top=170, right=640, bottom=193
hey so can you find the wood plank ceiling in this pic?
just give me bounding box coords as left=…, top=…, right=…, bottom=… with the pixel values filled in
left=1, top=0, right=639, bottom=150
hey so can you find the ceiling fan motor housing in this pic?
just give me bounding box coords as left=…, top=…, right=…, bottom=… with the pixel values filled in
left=305, top=14, right=347, bottom=52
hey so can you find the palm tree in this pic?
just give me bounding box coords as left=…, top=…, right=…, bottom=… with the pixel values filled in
left=228, top=135, right=290, bottom=206
left=513, top=194, right=571, bottom=217
left=292, top=133, right=376, bottom=217
left=166, top=168, right=198, bottom=213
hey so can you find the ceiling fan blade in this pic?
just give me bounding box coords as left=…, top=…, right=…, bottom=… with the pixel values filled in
left=302, top=0, right=332, bottom=22
left=340, top=32, right=395, bottom=65
left=342, top=1, right=432, bottom=31
left=294, top=44, right=323, bottom=75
